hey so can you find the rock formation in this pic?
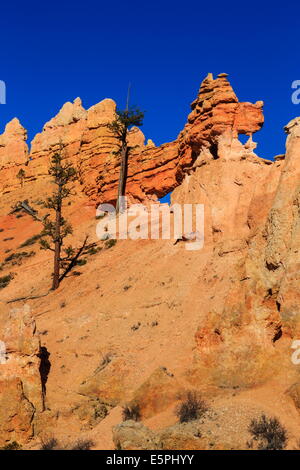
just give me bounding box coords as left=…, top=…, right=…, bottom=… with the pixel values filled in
left=0, top=73, right=264, bottom=205
left=0, top=73, right=299, bottom=449
left=0, top=305, right=43, bottom=446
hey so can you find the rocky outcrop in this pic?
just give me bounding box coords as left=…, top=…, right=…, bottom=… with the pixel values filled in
left=0, top=73, right=265, bottom=206
left=113, top=421, right=159, bottom=450
left=169, top=76, right=299, bottom=389
left=0, top=305, right=43, bottom=446
left=0, top=118, right=28, bottom=170
left=0, top=73, right=299, bottom=448
left=175, top=72, right=264, bottom=180
left=112, top=402, right=265, bottom=450
left=0, top=119, right=28, bottom=195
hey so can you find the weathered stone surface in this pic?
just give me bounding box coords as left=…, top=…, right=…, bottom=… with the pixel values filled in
left=0, top=305, right=43, bottom=445
left=113, top=421, right=159, bottom=450
left=0, top=118, right=28, bottom=170
left=78, top=358, right=131, bottom=406
left=0, top=73, right=299, bottom=449
left=286, top=383, right=300, bottom=411
left=131, top=367, right=184, bottom=419
left=0, top=74, right=264, bottom=206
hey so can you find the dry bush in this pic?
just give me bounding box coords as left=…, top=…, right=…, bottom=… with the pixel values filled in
left=122, top=404, right=141, bottom=422
left=248, top=414, right=287, bottom=450
left=176, top=391, right=208, bottom=423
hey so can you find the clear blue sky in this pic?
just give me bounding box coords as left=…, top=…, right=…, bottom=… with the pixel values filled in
left=0, top=0, right=300, bottom=162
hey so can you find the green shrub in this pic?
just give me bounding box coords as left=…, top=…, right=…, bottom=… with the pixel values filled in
left=19, top=234, right=42, bottom=248
left=105, top=239, right=117, bottom=249
left=4, top=251, right=35, bottom=264
left=0, top=274, right=14, bottom=290
left=76, top=258, right=87, bottom=266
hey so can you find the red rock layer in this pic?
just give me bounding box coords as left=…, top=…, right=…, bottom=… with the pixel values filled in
left=0, top=73, right=264, bottom=205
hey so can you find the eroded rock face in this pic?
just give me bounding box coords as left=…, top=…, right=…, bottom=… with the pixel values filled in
left=0, top=305, right=43, bottom=446
left=112, top=402, right=264, bottom=450
left=113, top=420, right=159, bottom=450
left=0, top=74, right=299, bottom=447
left=0, top=118, right=28, bottom=170
left=0, top=73, right=264, bottom=205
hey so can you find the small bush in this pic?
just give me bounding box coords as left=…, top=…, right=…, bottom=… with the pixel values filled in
left=86, top=246, right=102, bottom=256
left=70, top=439, right=94, bottom=451
left=40, top=438, right=58, bottom=450
left=94, top=353, right=114, bottom=374
left=248, top=414, right=287, bottom=450
left=122, top=404, right=141, bottom=422
left=105, top=239, right=117, bottom=249
left=40, top=437, right=94, bottom=451
left=4, top=251, right=35, bottom=264
left=19, top=234, right=42, bottom=248
left=0, top=273, right=14, bottom=290
left=76, top=258, right=87, bottom=266
left=176, top=391, right=208, bottom=423
left=0, top=441, right=22, bottom=450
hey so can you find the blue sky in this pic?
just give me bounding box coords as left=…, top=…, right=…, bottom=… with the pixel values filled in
left=0, top=0, right=300, bottom=163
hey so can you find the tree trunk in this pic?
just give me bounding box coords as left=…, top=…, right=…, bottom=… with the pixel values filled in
left=116, top=143, right=128, bottom=214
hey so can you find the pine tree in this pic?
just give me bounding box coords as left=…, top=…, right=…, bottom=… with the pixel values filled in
left=16, top=168, right=26, bottom=187
left=108, top=107, right=144, bottom=213
left=40, top=146, right=87, bottom=290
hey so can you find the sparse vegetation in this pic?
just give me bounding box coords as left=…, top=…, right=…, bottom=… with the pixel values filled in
left=122, top=404, right=141, bottom=422
left=94, top=353, right=113, bottom=374
left=0, top=273, right=14, bottom=290
left=16, top=168, right=26, bottom=187
left=176, top=391, right=208, bottom=423
left=0, top=251, right=35, bottom=272
left=248, top=414, right=287, bottom=450
left=40, top=437, right=58, bottom=450
left=131, top=322, right=141, bottom=331
left=1, top=441, right=21, bottom=450
left=70, top=439, right=94, bottom=450
left=105, top=239, right=117, bottom=249
left=4, top=251, right=35, bottom=264
left=86, top=246, right=102, bottom=256
left=40, top=437, right=94, bottom=450
left=75, top=258, right=87, bottom=266
left=19, top=234, right=42, bottom=248
left=0, top=441, right=22, bottom=450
